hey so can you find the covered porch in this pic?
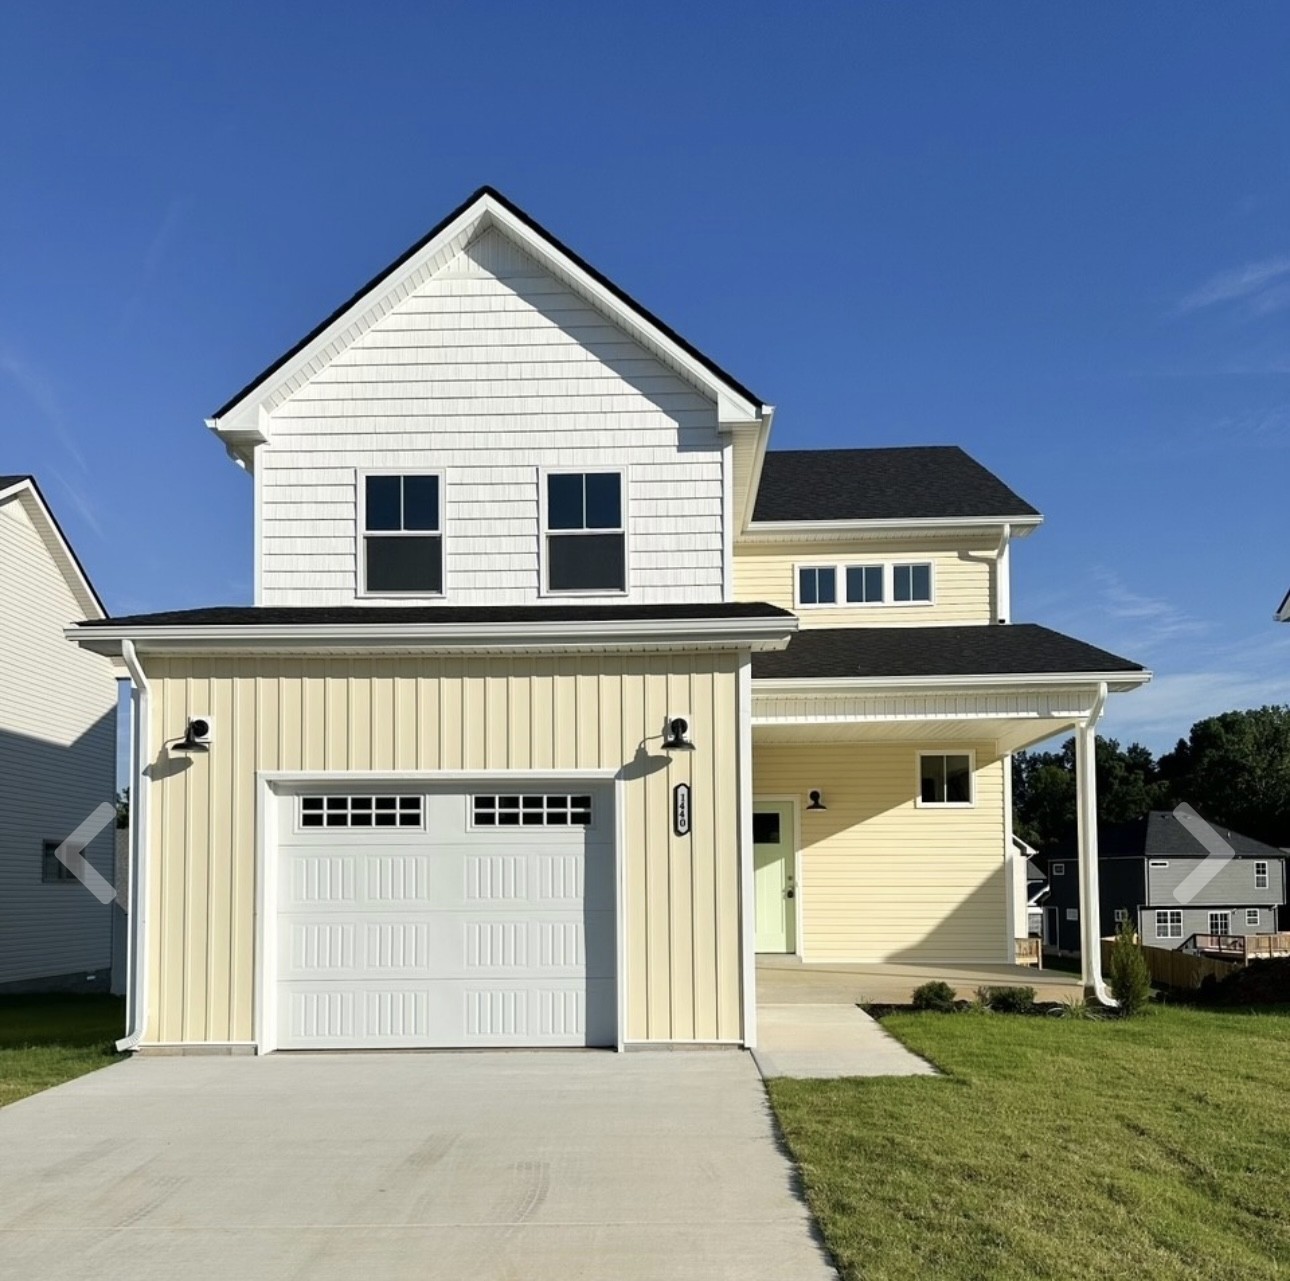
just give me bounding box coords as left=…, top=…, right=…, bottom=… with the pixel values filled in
left=745, top=623, right=1151, bottom=1003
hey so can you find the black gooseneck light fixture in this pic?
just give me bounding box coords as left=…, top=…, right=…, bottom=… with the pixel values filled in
left=661, top=717, right=695, bottom=752
left=806, top=789, right=827, bottom=811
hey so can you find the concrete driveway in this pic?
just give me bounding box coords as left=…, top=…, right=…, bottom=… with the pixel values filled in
left=0, top=1052, right=836, bottom=1280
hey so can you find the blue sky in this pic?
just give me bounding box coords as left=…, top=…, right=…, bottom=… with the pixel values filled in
left=3, top=1, right=1290, bottom=758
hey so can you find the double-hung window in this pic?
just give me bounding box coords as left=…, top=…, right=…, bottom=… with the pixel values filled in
left=1255, top=860, right=1269, bottom=889
left=917, top=752, right=973, bottom=806
left=545, top=472, right=625, bottom=592
left=1209, top=911, right=1231, bottom=936
left=362, top=474, right=442, bottom=594
left=1155, top=909, right=1182, bottom=939
left=893, top=562, right=933, bottom=603
left=1246, top=908, right=1261, bottom=928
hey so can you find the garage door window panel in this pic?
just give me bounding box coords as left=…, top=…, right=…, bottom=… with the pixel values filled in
left=299, top=795, right=423, bottom=830
left=473, top=794, right=594, bottom=829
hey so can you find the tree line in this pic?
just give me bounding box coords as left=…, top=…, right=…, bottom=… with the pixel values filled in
left=1013, top=706, right=1290, bottom=853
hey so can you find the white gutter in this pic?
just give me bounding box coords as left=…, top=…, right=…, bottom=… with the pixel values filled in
left=753, top=670, right=1152, bottom=695
left=118, top=640, right=151, bottom=1052
left=1077, top=680, right=1118, bottom=1007
left=995, top=523, right=1011, bottom=624
left=738, top=514, right=1043, bottom=542
left=68, top=613, right=798, bottom=658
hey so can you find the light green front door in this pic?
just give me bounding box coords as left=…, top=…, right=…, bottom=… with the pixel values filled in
left=753, top=802, right=796, bottom=954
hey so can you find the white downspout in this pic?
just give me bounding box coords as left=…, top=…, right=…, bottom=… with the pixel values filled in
left=995, top=522, right=1011, bottom=624
left=118, top=640, right=151, bottom=1052
left=1076, top=681, right=1118, bottom=1006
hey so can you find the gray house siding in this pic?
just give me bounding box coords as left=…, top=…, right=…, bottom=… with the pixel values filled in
left=1139, top=904, right=1278, bottom=951
left=1146, top=857, right=1285, bottom=910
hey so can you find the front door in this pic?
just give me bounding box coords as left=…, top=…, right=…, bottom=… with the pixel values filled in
left=753, top=803, right=796, bottom=954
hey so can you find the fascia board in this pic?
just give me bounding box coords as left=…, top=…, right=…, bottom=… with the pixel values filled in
left=738, top=514, right=1044, bottom=543
left=752, top=670, right=1152, bottom=696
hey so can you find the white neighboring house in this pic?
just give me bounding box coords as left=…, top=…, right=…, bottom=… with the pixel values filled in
left=0, top=474, right=118, bottom=991
left=1277, top=588, right=1290, bottom=623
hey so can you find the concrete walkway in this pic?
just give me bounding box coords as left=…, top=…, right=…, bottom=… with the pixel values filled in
left=0, top=1052, right=837, bottom=1280
left=754, top=1005, right=937, bottom=1079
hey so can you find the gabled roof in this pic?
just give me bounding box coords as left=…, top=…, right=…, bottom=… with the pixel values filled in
left=1276, top=587, right=1290, bottom=622
left=750, top=446, right=1040, bottom=525
left=0, top=474, right=107, bottom=619
left=750, top=623, right=1144, bottom=683
left=1039, top=808, right=1285, bottom=861
left=208, top=186, right=769, bottom=459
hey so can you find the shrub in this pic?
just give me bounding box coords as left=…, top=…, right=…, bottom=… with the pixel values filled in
left=1199, top=956, right=1290, bottom=1007
left=1053, top=993, right=1101, bottom=1020
left=1107, top=917, right=1152, bottom=1016
left=911, top=980, right=957, bottom=1012
left=977, top=985, right=1036, bottom=1014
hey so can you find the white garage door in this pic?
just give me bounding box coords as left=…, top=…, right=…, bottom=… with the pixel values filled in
left=274, top=785, right=616, bottom=1049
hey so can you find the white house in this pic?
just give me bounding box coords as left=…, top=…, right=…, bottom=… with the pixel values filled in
left=1, top=474, right=118, bottom=991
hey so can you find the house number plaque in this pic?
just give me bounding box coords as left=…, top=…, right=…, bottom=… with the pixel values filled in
left=673, top=783, right=692, bottom=837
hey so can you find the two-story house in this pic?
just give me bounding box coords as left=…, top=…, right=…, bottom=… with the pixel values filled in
left=2, top=474, right=118, bottom=991
left=72, top=188, right=1148, bottom=1054
left=1040, top=807, right=1287, bottom=953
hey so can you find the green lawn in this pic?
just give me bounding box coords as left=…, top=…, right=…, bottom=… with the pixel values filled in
left=0, top=995, right=126, bottom=1108
left=769, top=1006, right=1290, bottom=1281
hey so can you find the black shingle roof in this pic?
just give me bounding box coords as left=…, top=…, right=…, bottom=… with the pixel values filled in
left=1040, top=811, right=1284, bottom=861
left=0, top=474, right=32, bottom=489
left=750, top=623, right=1143, bottom=680
left=77, top=602, right=793, bottom=629
left=751, top=446, right=1040, bottom=523
left=212, top=186, right=764, bottom=420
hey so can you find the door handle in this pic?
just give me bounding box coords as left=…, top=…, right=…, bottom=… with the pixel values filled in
left=785, top=889, right=795, bottom=899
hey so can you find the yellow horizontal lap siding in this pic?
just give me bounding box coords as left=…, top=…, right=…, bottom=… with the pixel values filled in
left=145, top=653, right=742, bottom=1047
left=733, top=540, right=995, bottom=625
left=754, top=742, right=1007, bottom=962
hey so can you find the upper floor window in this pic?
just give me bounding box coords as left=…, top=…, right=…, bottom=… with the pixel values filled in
left=893, top=562, right=933, bottom=603
left=1051, top=862, right=1066, bottom=876
left=545, top=471, right=625, bottom=593
left=798, top=566, right=837, bottom=606
left=362, top=473, right=442, bottom=595
left=1255, top=860, right=1269, bottom=889
left=845, top=565, right=884, bottom=604
left=917, top=752, right=973, bottom=807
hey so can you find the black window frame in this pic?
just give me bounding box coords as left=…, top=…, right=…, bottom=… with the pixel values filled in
left=361, top=472, right=444, bottom=597
left=543, top=470, right=626, bottom=594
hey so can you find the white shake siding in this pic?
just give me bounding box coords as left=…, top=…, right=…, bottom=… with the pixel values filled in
left=259, top=228, right=727, bottom=606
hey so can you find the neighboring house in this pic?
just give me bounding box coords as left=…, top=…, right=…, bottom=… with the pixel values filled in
left=1276, top=588, right=1290, bottom=622
left=1, top=474, right=117, bottom=991
left=1038, top=807, right=1287, bottom=953
left=1021, top=842, right=1048, bottom=938
left=71, top=187, right=1148, bottom=1054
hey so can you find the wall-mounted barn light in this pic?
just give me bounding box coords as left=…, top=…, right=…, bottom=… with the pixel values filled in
left=806, top=789, right=827, bottom=811
left=662, top=716, right=695, bottom=752
left=171, top=717, right=213, bottom=753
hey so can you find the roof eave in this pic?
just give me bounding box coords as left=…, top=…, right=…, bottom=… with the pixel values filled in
left=67, top=613, right=799, bottom=659
left=752, top=669, right=1152, bottom=695
left=739, top=514, right=1044, bottom=543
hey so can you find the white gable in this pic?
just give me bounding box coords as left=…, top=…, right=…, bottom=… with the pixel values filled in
left=256, top=223, right=730, bottom=607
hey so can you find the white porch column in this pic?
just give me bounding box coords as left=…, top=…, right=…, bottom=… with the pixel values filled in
left=1074, top=682, right=1117, bottom=1004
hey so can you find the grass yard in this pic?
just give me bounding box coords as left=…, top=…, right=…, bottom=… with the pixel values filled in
left=769, top=1006, right=1290, bottom=1281
left=0, top=995, right=125, bottom=1108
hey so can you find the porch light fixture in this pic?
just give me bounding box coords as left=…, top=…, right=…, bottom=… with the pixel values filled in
left=806, top=789, right=827, bottom=811
left=171, top=717, right=212, bottom=753
left=662, top=717, right=695, bottom=752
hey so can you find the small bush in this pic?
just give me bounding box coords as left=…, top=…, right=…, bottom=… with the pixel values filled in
left=1053, top=993, right=1101, bottom=1020
left=976, top=985, right=1037, bottom=1014
left=1198, top=956, right=1290, bottom=1007
left=1107, top=917, right=1152, bottom=1016
left=911, top=980, right=958, bottom=1012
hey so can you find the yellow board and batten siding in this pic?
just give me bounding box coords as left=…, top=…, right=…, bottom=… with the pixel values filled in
left=754, top=742, right=1008, bottom=963
left=734, top=540, right=997, bottom=626
left=144, top=652, right=743, bottom=1048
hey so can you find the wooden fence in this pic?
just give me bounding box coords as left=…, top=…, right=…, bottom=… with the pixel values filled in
left=1099, top=938, right=1243, bottom=990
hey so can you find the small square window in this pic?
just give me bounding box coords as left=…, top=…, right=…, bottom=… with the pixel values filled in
left=1066, top=907, right=1079, bottom=921
left=1051, top=862, right=1065, bottom=876
left=752, top=812, right=782, bottom=844
left=1113, top=908, right=1128, bottom=924
left=798, top=566, right=837, bottom=606
left=893, top=563, right=932, bottom=603
left=1246, top=908, right=1261, bottom=927
left=918, top=753, right=972, bottom=805
left=845, top=565, right=884, bottom=604
left=41, top=839, right=77, bottom=883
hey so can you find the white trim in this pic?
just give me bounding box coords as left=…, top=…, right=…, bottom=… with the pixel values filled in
left=790, top=558, right=939, bottom=610
left=995, top=523, right=1011, bottom=624
left=1255, top=860, right=1269, bottom=889
left=737, top=657, right=756, bottom=1048
left=1051, top=863, right=1066, bottom=876
left=1002, top=751, right=1016, bottom=957
left=914, top=749, right=976, bottom=809
left=754, top=670, right=1152, bottom=694
left=739, top=514, right=1043, bottom=543
left=69, top=613, right=797, bottom=657
left=1155, top=908, right=1183, bottom=939
left=752, top=794, right=803, bottom=961
left=356, top=468, right=446, bottom=600
left=256, top=768, right=624, bottom=1055
left=252, top=445, right=264, bottom=606
left=793, top=562, right=840, bottom=609
left=1246, top=908, right=1261, bottom=927
left=1208, top=910, right=1232, bottom=936
left=721, top=438, right=734, bottom=601
left=207, top=191, right=765, bottom=449
left=737, top=412, right=774, bottom=536
left=117, top=641, right=151, bottom=1053
left=891, top=560, right=935, bottom=606
left=537, top=465, right=630, bottom=599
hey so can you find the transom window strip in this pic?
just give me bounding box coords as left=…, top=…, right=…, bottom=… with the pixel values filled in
left=796, top=561, right=931, bottom=607
left=473, top=794, right=593, bottom=827
left=300, top=795, right=423, bottom=828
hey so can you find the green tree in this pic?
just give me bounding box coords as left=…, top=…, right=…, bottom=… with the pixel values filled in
left=1107, top=915, right=1151, bottom=1016
left=1158, top=706, right=1290, bottom=847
